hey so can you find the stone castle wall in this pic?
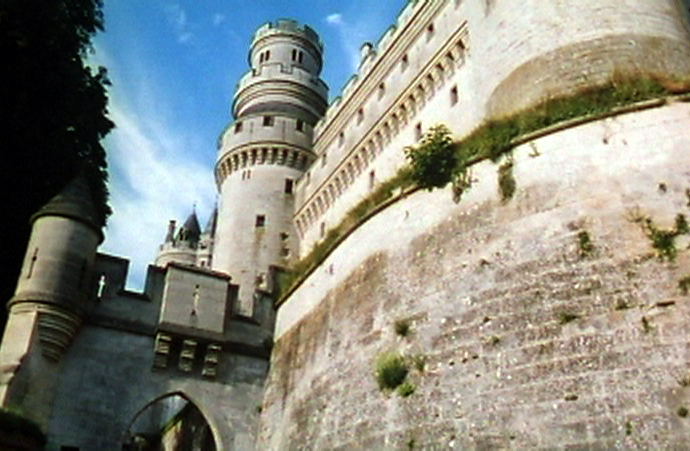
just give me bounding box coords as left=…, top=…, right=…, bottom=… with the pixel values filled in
left=48, top=323, right=267, bottom=450
left=293, top=0, right=690, bottom=256
left=259, top=102, right=690, bottom=449
left=44, top=255, right=270, bottom=450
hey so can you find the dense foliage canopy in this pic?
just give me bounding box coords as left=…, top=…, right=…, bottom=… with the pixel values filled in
left=0, top=0, right=113, bottom=331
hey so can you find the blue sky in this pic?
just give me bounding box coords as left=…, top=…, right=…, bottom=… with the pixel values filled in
left=93, top=1, right=405, bottom=289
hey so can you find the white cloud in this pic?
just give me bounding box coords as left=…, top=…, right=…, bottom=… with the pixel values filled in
left=165, top=4, right=194, bottom=44
left=212, top=13, right=226, bottom=26
left=324, top=12, right=364, bottom=72
left=326, top=13, right=343, bottom=26
left=166, top=4, right=187, bottom=29
left=178, top=32, right=193, bottom=43
left=96, top=45, right=215, bottom=290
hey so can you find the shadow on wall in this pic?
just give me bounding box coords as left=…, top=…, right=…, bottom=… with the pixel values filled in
left=121, top=392, right=217, bottom=451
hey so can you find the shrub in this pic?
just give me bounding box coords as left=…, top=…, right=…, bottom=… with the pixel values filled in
left=577, top=230, right=594, bottom=258
left=497, top=157, right=516, bottom=203
left=680, top=275, right=690, bottom=296
left=394, top=319, right=411, bottom=337
left=675, top=213, right=689, bottom=235
left=411, top=354, right=426, bottom=372
left=451, top=166, right=473, bottom=203
left=374, top=352, right=409, bottom=391
left=405, top=124, right=456, bottom=190
left=641, top=316, right=651, bottom=334
left=559, top=312, right=579, bottom=325
left=642, top=214, right=689, bottom=261
left=397, top=381, right=416, bottom=398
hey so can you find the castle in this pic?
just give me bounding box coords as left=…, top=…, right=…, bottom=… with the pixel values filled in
left=2, top=0, right=690, bottom=449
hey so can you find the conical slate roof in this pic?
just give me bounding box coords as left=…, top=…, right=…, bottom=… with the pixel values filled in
left=205, top=207, right=218, bottom=236
left=31, top=174, right=103, bottom=242
left=177, top=210, right=201, bottom=243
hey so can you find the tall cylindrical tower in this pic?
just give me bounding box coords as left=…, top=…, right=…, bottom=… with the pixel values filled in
left=213, top=20, right=327, bottom=316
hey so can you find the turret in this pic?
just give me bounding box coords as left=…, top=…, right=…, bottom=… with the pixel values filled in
left=155, top=210, right=201, bottom=268
left=0, top=175, right=102, bottom=428
left=197, top=207, right=217, bottom=269
left=213, top=20, right=328, bottom=316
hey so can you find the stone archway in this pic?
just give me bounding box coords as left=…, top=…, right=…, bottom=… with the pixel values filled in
left=121, top=391, right=219, bottom=451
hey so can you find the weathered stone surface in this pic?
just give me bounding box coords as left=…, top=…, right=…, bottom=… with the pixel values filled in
left=261, top=103, right=690, bottom=449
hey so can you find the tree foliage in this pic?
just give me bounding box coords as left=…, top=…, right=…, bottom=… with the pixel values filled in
left=0, top=0, right=113, bottom=331
left=404, top=124, right=456, bottom=190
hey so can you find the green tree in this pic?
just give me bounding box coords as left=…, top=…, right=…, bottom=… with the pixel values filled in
left=404, top=124, right=456, bottom=190
left=0, top=0, right=113, bottom=332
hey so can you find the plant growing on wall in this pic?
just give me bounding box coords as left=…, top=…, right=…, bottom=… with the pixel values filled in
left=497, top=156, right=516, bottom=203
left=451, top=166, right=473, bottom=203
left=577, top=230, right=594, bottom=258
left=374, top=352, right=409, bottom=391
left=393, top=319, right=412, bottom=337
left=642, top=214, right=689, bottom=261
left=679, top=275, right=690, bottom=296
left=404, top=124, right=456, bottom=190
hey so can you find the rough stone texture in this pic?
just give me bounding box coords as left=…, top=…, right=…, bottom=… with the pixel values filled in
left=260, top=103, right=690, bottom=449
left=40, top=254, right=271, bottom=451
left=48, top=324, right=268, bottom=450
left=486, top=34, right=690, bottom=118
left=295, top=0, right=690, bottom=255
left=473, top=0, right=690, bottom=117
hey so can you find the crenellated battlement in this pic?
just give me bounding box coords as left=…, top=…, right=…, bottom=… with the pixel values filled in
left=251, top=19, right=323, bottom=53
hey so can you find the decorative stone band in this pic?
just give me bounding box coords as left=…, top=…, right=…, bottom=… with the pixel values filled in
left=9, top=289, right=88, bottom=317
left=215, top=145, right=315, bottom=187
left=10, top=302, right=81, bottom=362
left=234, top=64, right=328, bottom=106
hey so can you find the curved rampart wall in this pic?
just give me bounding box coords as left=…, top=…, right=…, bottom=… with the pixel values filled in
left=294, top=0, right=690, bottom=256
left=155, top=244, right=197, bottom=268
left=260, top=103, right=690, bottom=449
left=469, top=0, right=690, bottom=117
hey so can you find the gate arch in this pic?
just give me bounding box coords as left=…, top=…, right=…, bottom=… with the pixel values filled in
left=121, top=390, right=223, bottom=451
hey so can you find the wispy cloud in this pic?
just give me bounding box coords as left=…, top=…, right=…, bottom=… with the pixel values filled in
left=212, top=13, right=226, bottom=26
left=165, top=4, right=194, bottom=44
left=324, top=12, right=366, bottom=72
left=94, top=44, right=215, bottom=290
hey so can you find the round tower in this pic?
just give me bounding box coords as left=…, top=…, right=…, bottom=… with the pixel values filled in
left=213, top=20, right=328, bottom=316
left=0, top=175, right=102, bottom=426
